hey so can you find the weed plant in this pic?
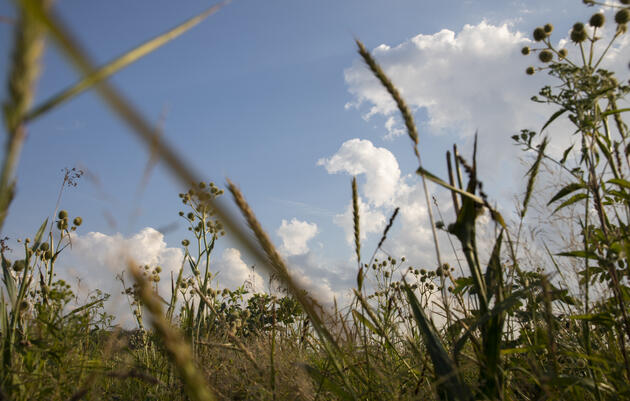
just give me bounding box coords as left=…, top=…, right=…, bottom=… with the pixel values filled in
left=1, top=0, right=630, bottom=400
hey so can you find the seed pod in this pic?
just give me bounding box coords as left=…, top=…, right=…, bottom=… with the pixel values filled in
left=13, top=259, right=25, bottom=272
left=558, top=49, right=568, bottom=59
left=58, top=210, right=68, bottom=219
left=616, top=9, right=630, bottom=25
left=526, top=66, right=535, bottom=75
left=73, top=217, right=82, bottom=226
left=543, top=23, right=553, bottom=33
left=571, top=28, right=587, bottom=43
left=39, top=242, right=49, bottom=251
left=539, top=50, right=553, bottom=63
left=521, top=46, right=530, bottom=55
left=589, top=13, right=605, bottom=28
left=533, top=27, right=547, bottom=41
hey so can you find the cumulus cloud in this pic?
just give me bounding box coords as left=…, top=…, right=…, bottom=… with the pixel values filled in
left=62, top=227, right=184, bottom=326
left=277, top=218, right=319, bottom=256
left=345, top=21, right=540, bottom=139
left=213, top=247, right=263, bottom=292
left=59, top=228, right=262, bottom=326
left=318, top=138, right=401, bottom=207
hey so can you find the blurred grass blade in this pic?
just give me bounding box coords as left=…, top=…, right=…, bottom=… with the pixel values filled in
left=403, top=282, right=472, bottom=401
left=301, top=363, right=354, bottom=401
left=25, top=1, right=230, bottom=122
left=1, top=254, right=17, bottom=305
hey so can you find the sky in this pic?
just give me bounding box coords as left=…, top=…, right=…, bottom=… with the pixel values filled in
left=1, top=0, right=629, bottom=323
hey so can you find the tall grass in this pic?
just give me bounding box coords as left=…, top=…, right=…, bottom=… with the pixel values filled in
left=1, top=0, right=630, bottom=400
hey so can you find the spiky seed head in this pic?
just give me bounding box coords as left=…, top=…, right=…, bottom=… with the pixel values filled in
left=571, top=28, right=588, bottom=43
left=58, top=210, right=68, bottom=219
left=73, top=217, right=82, bottom=226
left=544, top=23, right=554, bottom=33
left=155, top=266, right=162, bottom=273
left=589, top=13, right=605, bottom=28
left=187, top=212, right=194, bottom=220
left=533, top=27, right=547, bottom=41
left=539, top=49, right=553, bottom=63
left=13, top=259, right=25, bottom=272
left=526, top=66, right=536, bottom=75
left=573, top=22, right=585, bottom=31
left=558, top=49, right=568, bottom=59
left=616, top=9, right=630, bottom=25
left=39, top=242, right=49, bottom=251
left=521, top=46, right=530, bottom=55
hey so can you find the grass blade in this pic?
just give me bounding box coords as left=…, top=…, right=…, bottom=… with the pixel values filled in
left=25, top=1, right=230, bottom=122
left=403, top=282, right=472, bottom=401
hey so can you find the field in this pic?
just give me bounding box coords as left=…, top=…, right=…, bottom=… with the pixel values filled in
left=2, top=1, right=630, bottom=400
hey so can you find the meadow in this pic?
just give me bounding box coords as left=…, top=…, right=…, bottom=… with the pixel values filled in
left=2, top=0, right=630, bottom=400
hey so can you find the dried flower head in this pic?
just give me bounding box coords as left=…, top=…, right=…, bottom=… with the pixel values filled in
left=589, top=13, right=605, bottom=28
left=533, top=27, right=547, bottom=41
left=526, top=66, right=536, bottom=75
left=544, top=23, right=554, bottom=33
left=539, top=49, right=553, bottom=63
left=521, top=46, right=530, bottom=55
left=616, top=9, right=630, bottom=25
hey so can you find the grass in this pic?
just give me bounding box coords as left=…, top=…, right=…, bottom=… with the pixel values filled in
left=2, top=0, right=630, bottom=399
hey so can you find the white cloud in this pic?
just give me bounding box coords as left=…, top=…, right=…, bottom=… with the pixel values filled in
left=318, top=138, right=401, bottom=207
left=344, top=21, right=540, bottom=139
left=61, top=228, right=263, bottom=326
left=63, top=227, right=184, bottom=326
left=276, top=218, right=318, bottom=256
left=214, top=247, right=263, bottom=292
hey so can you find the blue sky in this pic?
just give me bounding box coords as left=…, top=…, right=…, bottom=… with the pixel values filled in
left=1, top=0, right=629, bottom=316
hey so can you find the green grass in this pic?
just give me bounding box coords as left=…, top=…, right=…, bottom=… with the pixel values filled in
left=2, top=0, right=630, bottom=399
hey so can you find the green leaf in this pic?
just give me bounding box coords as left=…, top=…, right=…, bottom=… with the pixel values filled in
left=569, top=313, right=614, bottom=327
left=25, top=3, right=229, bottom=122
left=547, top=182, right=586, bottom=206
left=31, top=218, right=48, bottom=250
left=403, top=282, right=472, bottom=401
left=601, top=107, right=630, bottom=117
left=300, top=364, right=354, bottom=401
left=1, top=254, right=16, bottom=306
left=607, top=178, right=630, bottom=190
left=540, top=108, right=567, bottom=133
left=552, top=192, right=588, bottom=214
left=556, top=250, right=599, bottom=260
left=416, top=167, right=485, bottom=206
left=560, top=144, right=574, bottom=164
left=351, top=309, right=380, bottom=337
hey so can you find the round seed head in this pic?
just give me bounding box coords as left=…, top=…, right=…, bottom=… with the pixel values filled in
left=521, top=46, right=530, bottom=55
left=571, top=28, right=588, bottom=43
left=44, top=250, right=52, bottom=260
left=526, top=66, right=536, bottom=75
left=73, top=217, right=82, bottom=226
left=539, top=49, right=553, bottom=63
left=589, top=13, right=605, bottom=28
left=543, top=23, right=553, bottom=33
left=39, top=242, right=49, bottom=251
left=558, top=48, right=568, bottom=59
left=616, top=9, right=630, bottom=25
left=58, top=210, right=68, bottom=219
left=533, top=27, right=547, bottom=41
left=573, top=22, right=585, bottom=32
left=187, top=212, right=194, bottom=220
left=13, top=260, right=25, bottom=272
left=181, top=239, right=190, bottom=247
